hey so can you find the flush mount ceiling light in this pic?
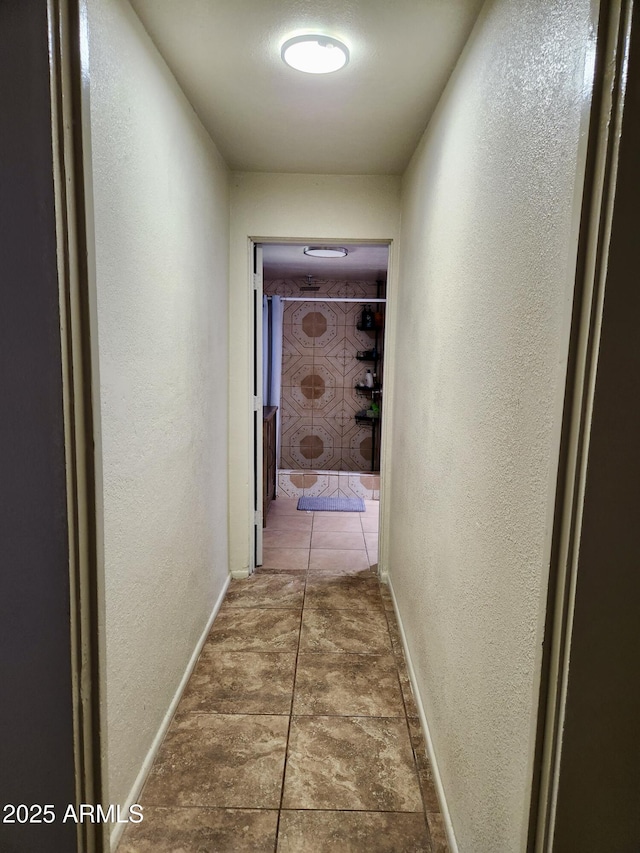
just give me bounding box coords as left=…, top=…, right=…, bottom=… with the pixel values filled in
left=304, top=246, right=348, bottom=258
left=281, top=35, right=349, bottom=74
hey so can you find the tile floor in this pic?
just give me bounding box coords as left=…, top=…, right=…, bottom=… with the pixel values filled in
left=118, top=498, right=448, bottom=853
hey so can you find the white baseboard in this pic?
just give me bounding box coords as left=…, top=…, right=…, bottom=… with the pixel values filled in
left=109, top=574, right=231, bottom=851
left=387, top=575, right=460, bottom=853
left=231, top=568, right=250, bottom=579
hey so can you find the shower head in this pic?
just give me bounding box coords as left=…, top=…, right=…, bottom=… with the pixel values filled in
left=299, top=275, right=320, bottom=292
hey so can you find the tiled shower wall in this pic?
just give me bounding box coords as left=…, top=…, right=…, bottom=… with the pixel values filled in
left=264, top=279, right=384, bottom=489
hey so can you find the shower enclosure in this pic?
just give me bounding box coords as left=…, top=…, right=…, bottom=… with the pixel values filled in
left=263, top=277, right=385, bottom=501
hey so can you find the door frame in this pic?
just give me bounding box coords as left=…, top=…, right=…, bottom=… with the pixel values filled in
left=248, top=237, right=397, bottom=579
left=530, top=0, right=636, bottom=848
left=50, top=1, right=106, bottom=850
left=252, top=244, right=264, bottom=569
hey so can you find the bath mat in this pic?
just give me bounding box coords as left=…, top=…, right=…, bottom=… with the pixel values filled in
left=297, top=496, right=366, bottom=512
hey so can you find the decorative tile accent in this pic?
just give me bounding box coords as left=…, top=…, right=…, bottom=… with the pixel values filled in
left=303, top=473, right=340, bottom=497
left=278, top=470, right=380, bottom=500
left=277, top=281, right=383, bottom=475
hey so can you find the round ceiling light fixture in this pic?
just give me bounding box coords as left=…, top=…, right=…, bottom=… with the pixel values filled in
left=281, top=35, right=349, bottom=74
left=304, top=246, right=348, bottom=258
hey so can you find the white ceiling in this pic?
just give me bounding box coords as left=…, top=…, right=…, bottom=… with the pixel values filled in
left=262, top=242, right=389, bottom=281
left=129, top=0, right=485, bottom=176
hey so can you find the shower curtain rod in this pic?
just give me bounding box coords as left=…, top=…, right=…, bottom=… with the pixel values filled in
left=266, top=297, right=387, bottom=303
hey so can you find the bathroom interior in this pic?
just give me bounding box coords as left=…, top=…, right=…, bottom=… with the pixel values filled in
left=262, top=243, right=388, bottom=512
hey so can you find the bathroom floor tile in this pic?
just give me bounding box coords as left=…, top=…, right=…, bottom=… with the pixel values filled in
left=267, top=498, right=302, bottom=515
left=293, top=653, right=404, bottom=716
left=364, top=531, right=379, bottom=559
left=204, top=608, right=300, bottom=652
left=142, top=714, right=289, bottom=808
left=264, top=529, right=312, bottom=549
left=311, top=530, right=367, bottom=550
left=178, top=651, right=296, bottom=715
left=223, top=575, right=304, bottom=609
left=361, top=514, right=379, bottom=532
left=277, top=810, right=432, bottom=853
left=282, top=715, right=423, bottom=811
left=265, top=513, right=313, bottom=532
left=261, top=547, right=310, bottom=571
left=312, top=514, right=365, bottom=533
left=304, top=575, right=383, bottom=610
left=118, top=807, right=278, bottom=853
left=300, top=608, right=392, bottom=654
left=308, top=549, right=372, bottom=575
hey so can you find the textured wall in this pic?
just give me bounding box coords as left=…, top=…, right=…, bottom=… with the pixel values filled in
left=87, top=0, right=230, bottom=811
left=389, top=0, right=594, bottom=850
left=229, top=173, right=401, bottom=574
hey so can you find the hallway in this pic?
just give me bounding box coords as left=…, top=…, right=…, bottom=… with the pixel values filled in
left=118, top=498, right=447, bottom=852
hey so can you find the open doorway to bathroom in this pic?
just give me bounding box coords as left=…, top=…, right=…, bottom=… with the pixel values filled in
left=260, top=242, right=388, bottom=531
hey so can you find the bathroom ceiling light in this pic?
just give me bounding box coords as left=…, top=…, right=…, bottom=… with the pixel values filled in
left=281, top=35, right=349, bottom=74
left=304, top=246, right=348, bottom=258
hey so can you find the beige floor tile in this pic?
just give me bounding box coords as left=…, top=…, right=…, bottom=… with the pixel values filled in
left=178, top=651, right=296, bottom=715
left=261, top=547, right=309, bottom=572
left=204, top=608, right=300, bottom=652
left=263, top=528, right=311, bottom=549
left=312, top=509, right=363, bottom=518
left=312, top=515, right=364, bottom=533
left=265, top=513, right=313, bottom=532
left=300, top=608, right=392, bottom=654
left=282, top=716, right=423, bottom=811
left=364, top=531, right=379, bottom=554
left=142, top=714, right=289, bottom=808
left=293, top=653, right=404, bottom=716
left=304, top=575, right=383, bottom=610
left=224, top=575, right=304, bottom=609
left=361, top=514, right=380, bottom=532
left=311, top=530, right=367, bottom=550
left=277, top=810, right=431, bottom=853
left=308, top=549, right=371, bottom=574
left=267, top=498, right=303, bottom=516
left=118, top=807, right=278, bottom=853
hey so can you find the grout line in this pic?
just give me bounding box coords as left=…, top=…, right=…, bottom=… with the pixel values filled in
left=273, top=514, right=311, bottom=851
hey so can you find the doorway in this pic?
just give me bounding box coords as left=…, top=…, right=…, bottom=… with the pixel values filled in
left=253, top=241, right=390, bottom=568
